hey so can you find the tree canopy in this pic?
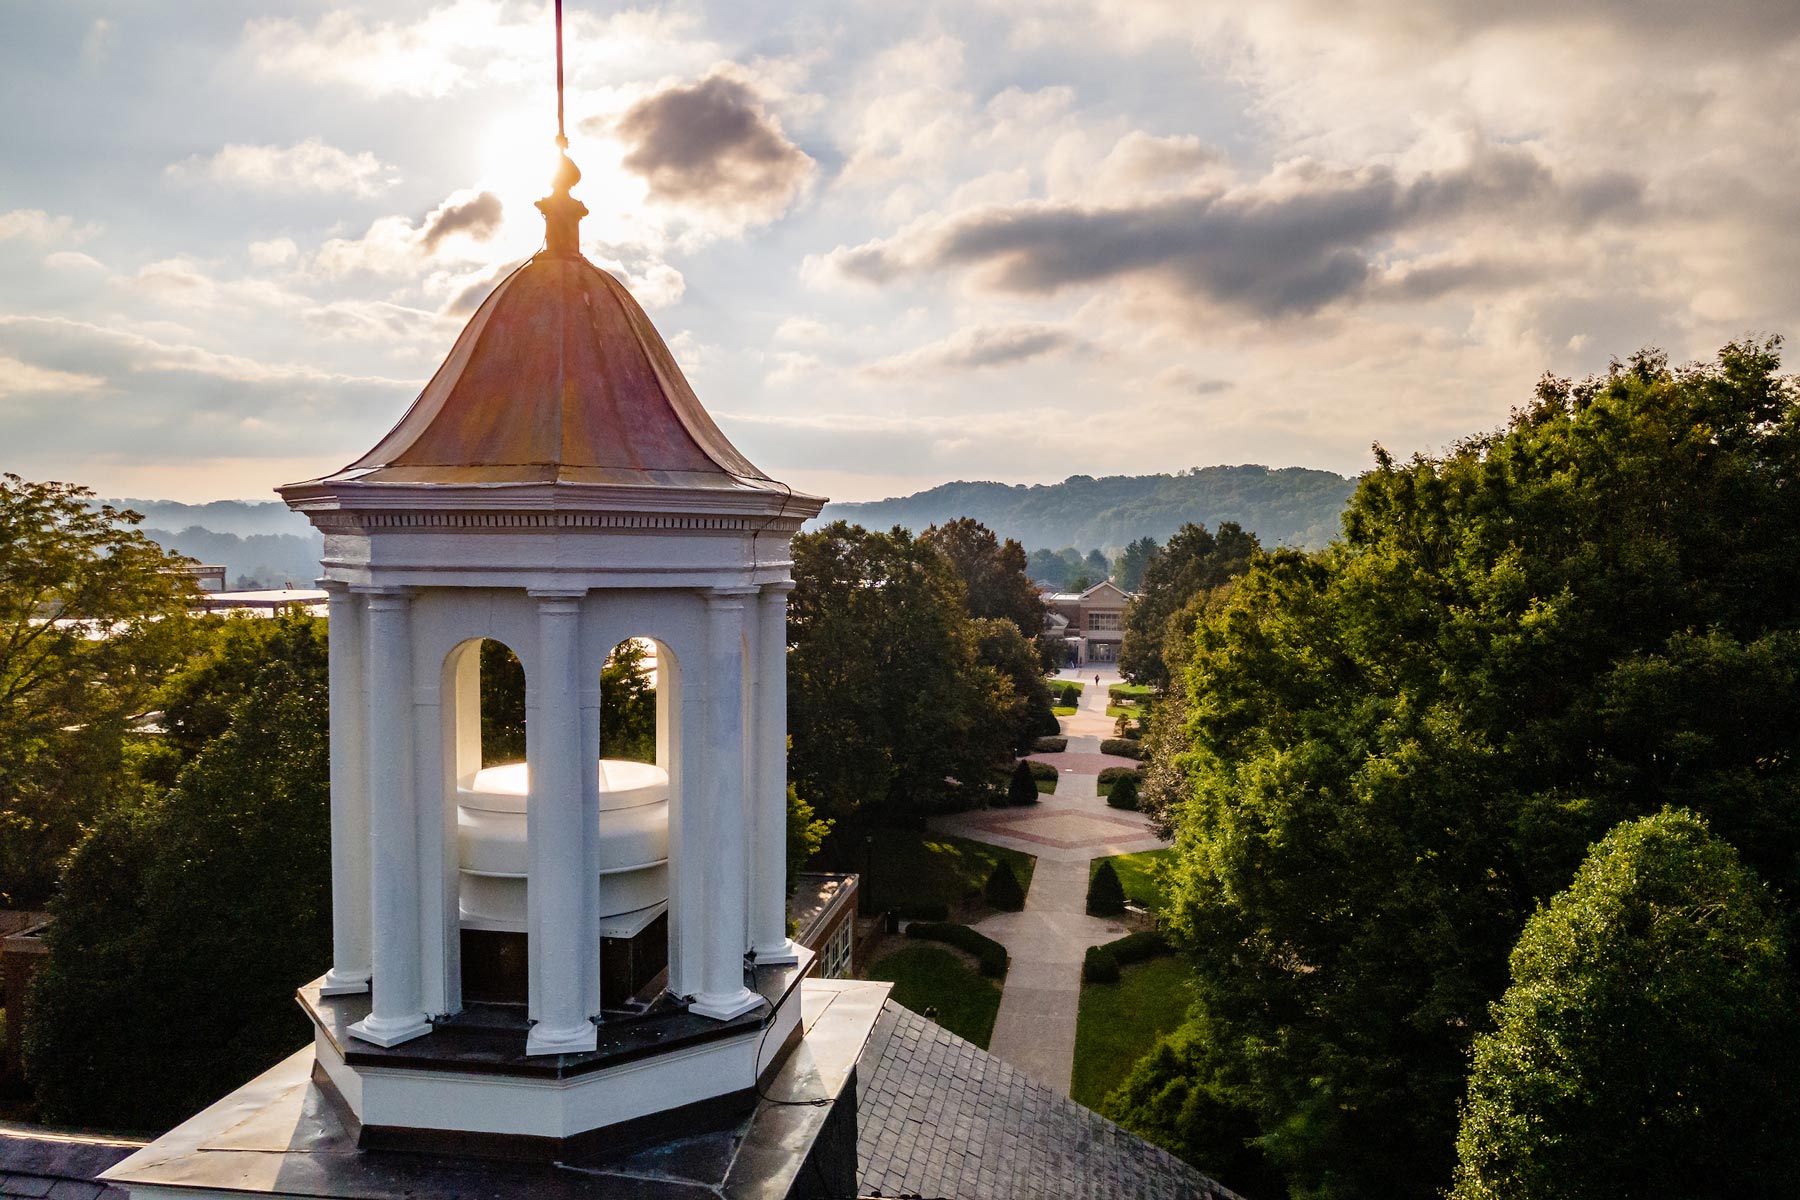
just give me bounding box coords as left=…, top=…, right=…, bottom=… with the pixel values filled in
left=1116, top=340, right=1800, bottom=1199
left=921, top=517, right=1046, bottom=637
left=1450, top=809, right=1799, bottom=1200
left=788, top=521, right=1016, bottom=818
left=0, top=476, right=199, bottom=906
left=1117, top=520, right=1257, bottom=689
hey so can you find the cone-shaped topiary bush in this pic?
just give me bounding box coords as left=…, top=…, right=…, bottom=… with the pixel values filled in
left=1008, top=758, right=1040, bottom=806
left=984, top=859, right=1026, bottom=911
left=1107, top=772, right=1140, bottom=811
left=1087, top=859, right=1127, bottom=916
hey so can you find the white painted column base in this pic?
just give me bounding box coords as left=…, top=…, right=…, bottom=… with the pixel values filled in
left=689, top=987, right=765, bottom=1022
left=348, top=1012, right=433, bottom=1048
left=319, top=969, right=371, bottom=997
left=750, top=939, right=803, bottom=966
left=526, top=1020, right=599, bottom=1057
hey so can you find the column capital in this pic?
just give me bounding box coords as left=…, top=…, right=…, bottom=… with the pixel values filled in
left=761, top=580, right=798, bottom=597
left=351, top=583, right=413, bottom=602
left=527, top=587, right=588, bottom=601
left=317, top=578, right=351, bottom=596
left=530, top=591, right=585, bottom=615
left=706, top=586, right=759, bottom=608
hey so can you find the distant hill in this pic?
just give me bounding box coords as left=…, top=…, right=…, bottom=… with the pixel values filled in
left=145, top=526, right=326, bottom=591
left=109, top=498, right=313, bottom=539
left=819, top=466, right=1357, bottom=551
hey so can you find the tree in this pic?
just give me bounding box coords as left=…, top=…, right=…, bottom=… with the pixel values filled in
left=1117, top=521, right=1257, bottom=689
left=1451, top=810, right=1799, bottom=1200
left=24, top=654, right=331, bottom=1129
left=1115, top=536, right=1159, bottom=593
left=156, top=609, right=327, bottom=767
left=1008, top=759, right=1039, bottom=807
left=786, top=783, right=832, bottom=891
left=788, top=522, right=1014, bottom=819
left=1087, top=860, right=1126, bottom=916
left=973, top=617, right=1058, bottom=754
left=1106, top=771, right=1139, bottom=811
left=1084, top=548, right=1110, bottom=581
left=984, top=860, right=1025, bottom=911
left=599, top=639, right=657, bottom=764
left=922, top=517, right=1046, bottom=637
left=1132, top=340, right=1800, bottom=1200
left=0, top=476, right=200, bottom=906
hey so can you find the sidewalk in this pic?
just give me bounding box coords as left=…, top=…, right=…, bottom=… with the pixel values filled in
left=928, top=676, right=1169, bottom=1095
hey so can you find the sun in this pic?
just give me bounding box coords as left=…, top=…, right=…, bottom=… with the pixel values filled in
left=474, top=106, right=653, bottom=255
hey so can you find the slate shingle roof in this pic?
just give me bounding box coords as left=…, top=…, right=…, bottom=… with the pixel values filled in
left=0, top=1129, right=138, bottom=1200
left=856, top=1002, right=1243, bottom=1200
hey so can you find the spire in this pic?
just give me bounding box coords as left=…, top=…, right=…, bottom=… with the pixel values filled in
left=535, top=0, right=586, bottom=257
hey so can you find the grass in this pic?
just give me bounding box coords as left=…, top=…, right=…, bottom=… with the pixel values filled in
left=1093, top=848, right=1176, bottom=913
left=1105, top=703, right=1137, bottom=719
left=1057, top=679, right=1086, bottom=693
left=1036, top=777, right=1057, bottom=794
left=822, top=826, right=1037, bottom=914
left=869, top=944, right=1004, bottom=1048
left=1052, top=705, right=1079, bottom=717
left=1108, top=683, right=1155, bottom=698
left=1071, top=955, right=1193, bottom=1108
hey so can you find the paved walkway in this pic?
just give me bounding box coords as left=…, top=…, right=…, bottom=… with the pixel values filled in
left=929, top=668, right=1170, bottom=1095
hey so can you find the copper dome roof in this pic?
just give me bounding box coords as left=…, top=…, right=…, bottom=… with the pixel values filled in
left=311, top=249, right=776, bottom=490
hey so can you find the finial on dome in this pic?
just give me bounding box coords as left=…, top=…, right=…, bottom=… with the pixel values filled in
left=536, top=0, right=587, bottom=257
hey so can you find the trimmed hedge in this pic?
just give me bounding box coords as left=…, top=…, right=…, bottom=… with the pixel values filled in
left=1025, top=760, right=1060, bottom=783
left=1081, top=930, right=1171, bottom=983
left=906, top=921, right=1009, bottom=978
left=1098, top=766, right=1145, bottom=788
left=1106, top=773, right=1140, bottom=811
left=1032, top=736, right=1068, bottom=753
left=1100, top=738, right=1145, bottom=760
left=984, top=860, right=1026, bottom=911
left=1087, top=860, right=1127, bottom=916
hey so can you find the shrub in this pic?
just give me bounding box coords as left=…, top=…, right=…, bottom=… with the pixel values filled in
left=1025, top=760, right=1059, bottom=783
left=906, top=921, right=1009, bottom=978
left=1107, top=773, right=1140, bottom=811
left=1028, top=702, right=1062, bottom=739
left=1107, top=929, right=1170, bottom=963
left=1100, top=738, right=1144, bottom=760
left=1087, top=860, right=1127, bottom=916
left=1083, top=944, right=1120, bottom=983
left=1008, top=759, right=1040, bottom=806
left=1032, top=736, right=1067, bottom=753
left=1059, top=684, right=1082, bottom=707
left=983, top=860, right=1026, bottom=911
left=1098, top=766, right=1144, bottom=789
left=1450, top=810, right=1800, bottom=1200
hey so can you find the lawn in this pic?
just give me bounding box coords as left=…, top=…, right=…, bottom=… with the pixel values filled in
left=1105, top=703, right=1137, bottom=719
left=1093, top=848, right=1175, bottom=912
left=869, top=944, right=1004, bottom=1048
left=1037, top=777, right=1057, bottom=794
left=820, top=826, right=1037, bottom=914
left=1071, top=955, right=1193, bottom=1108
left=1107, top=683, right=1155, bottom=699
left=1052, top=704, right=1079, bottom=717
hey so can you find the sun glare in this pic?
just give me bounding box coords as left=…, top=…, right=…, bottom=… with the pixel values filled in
left=475, top=106, right=654, bottom=258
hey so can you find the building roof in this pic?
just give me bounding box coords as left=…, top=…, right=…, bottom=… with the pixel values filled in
left=857, top=1002, right=1240, bottom=1200
left=0, top=1126, right=139, bottom=1200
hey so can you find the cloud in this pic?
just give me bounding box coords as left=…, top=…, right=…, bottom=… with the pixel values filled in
left=420, top=191, right=503, bottom=251
left=818, top=141, right=1644, bottom=319
left=167, top=138, right=399, bottom=197
left=613, top=73, right=815, bottom=227
left=43, top=251, right=105, bottom=272
left=864, top=323, right=1082, bottom=375
left=0, top=355, right=104, bottom=397
left=0, top=209, right=97, bottom=245
left=248, top=237, right=298, bottom=267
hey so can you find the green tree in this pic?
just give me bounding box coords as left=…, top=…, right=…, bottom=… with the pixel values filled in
left=1008, top=759, right=1039, bottom=807
left=984, top=859, right=1026, bottom=910
left=1087, top=860, right=1126, bottom=916
left=788, top=522, right=1013, bottom=819
left=1451, top=810, right=1799, bottom=1200
left=1117, top=521, right=1257, bottom=689
left=1131, top=340, right=1800, bottom=1200
left=0, top=476, right=200, bottom=906
left=1084, top=548, right=1110, bottom=581
left=973, top=617, right=1058, bottom=754
left=922, top=517, right=1046, bottom=637
left=24, top=654, right=330, bottom=1129
left=1115, top=536, right=1159, bottom=593
left=600, top=639, right=657, bottom=764
left=156, top=609, right=327, bottom=767
left=786, top=783, right=832, bottom=891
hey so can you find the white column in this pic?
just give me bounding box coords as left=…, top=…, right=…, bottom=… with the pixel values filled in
left=525, top=592, right=598, bottom=1055
left=690, top=588, right=763, bottom=1021
left=668, top=636, right=705, bottom=997
left=751, top=582, right=800, bottom=963
left=347, top=588, right=432, bottom=1047
left=320, top=582, right=371, bottom=996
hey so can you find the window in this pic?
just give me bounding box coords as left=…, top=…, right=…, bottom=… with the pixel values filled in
left=1087, top=611, right=1122, bottom=631
left=822, top=917, right=853, bottom=979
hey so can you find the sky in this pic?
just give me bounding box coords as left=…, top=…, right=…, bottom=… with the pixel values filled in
left=2, top=1, right=1798, bottom=505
